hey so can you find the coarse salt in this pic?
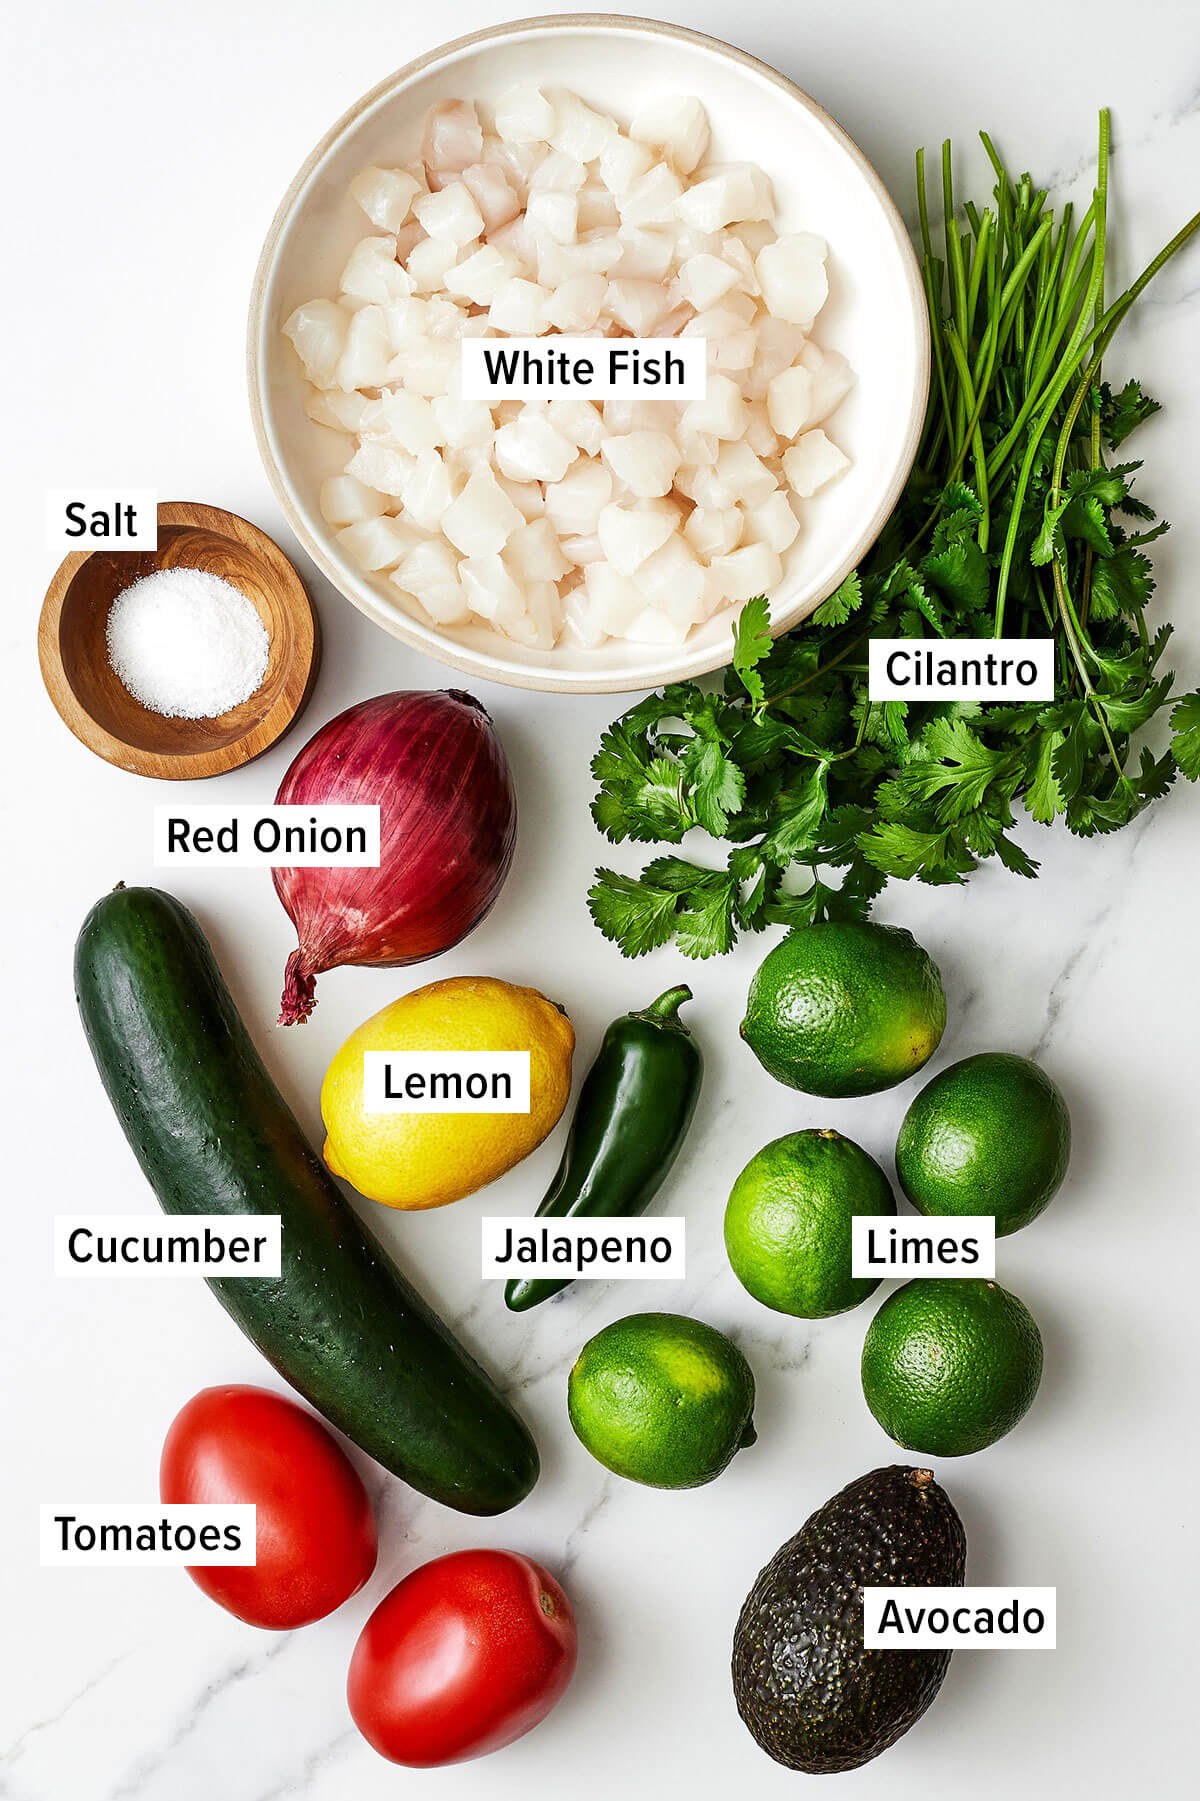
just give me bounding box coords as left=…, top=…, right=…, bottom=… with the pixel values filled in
left=105, top=567, right=270, bottom=719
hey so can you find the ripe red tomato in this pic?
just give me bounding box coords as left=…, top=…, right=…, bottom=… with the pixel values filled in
left=347, top=1548, right=577, bottom=1765
left=160, top=1384, right=376, bottom=1630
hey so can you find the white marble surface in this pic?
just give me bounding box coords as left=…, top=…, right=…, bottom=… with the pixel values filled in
left=5, top=1, right=1200, bottom=1795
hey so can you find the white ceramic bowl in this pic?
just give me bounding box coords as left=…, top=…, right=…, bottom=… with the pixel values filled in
left=249, top=13, right=928, bottom=694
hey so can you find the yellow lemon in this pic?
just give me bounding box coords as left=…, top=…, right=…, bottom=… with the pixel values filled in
left=321, top=976, right=574, bottom=1210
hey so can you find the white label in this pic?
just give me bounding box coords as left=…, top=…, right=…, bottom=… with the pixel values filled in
left=47, top=488, right=158, bottom=553
left=462, top=336, right=707, bottom=399
left=55, top=1215, right=281, bottom=1279
left=40, top=1505, right=256, bottom=1566
left=481, top=1216, right=685, bottom=1280
left=864, top=1587, right=1056, bottom=1649
left=851, top=1216, right=995, bottom=1279
left=153, top=805, right=380, bottom=868
left=868, top=639, right=1054, bottom=700
left=364, top=1052, right=530, bottom=1114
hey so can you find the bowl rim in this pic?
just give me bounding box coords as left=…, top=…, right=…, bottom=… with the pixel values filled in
left=37, top=499, right=321, bottom=780
left=247, top=11, right=929, bottom=695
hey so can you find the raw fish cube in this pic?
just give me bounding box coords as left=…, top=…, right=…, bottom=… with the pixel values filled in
left=634, top=533, right=706, bottom=621
left=617, top=165, right=686, bottom=227
left=548, top=91, right=616, bottom=161
left=584, top=563, right=646, bottom=634
left=423, top=101, right=484, bottom=185
left=530, top=150, right=588, bottom=193
left=680, top=373, right=748, bottom=441
left=400, top=450, right=458, bottom=532
left=345, top=440, right=415, bottom=498
left=336, top=306, right=393, bottom=390
left=547, top=395, right=605, bottom=456
left=674, top=168, right=759, bottom=232
left=768, top=364, right=816, bottom=439
left=684, top=505, right=743, bottom=559
left=756, top=233, right=830, bottom=325
left=712, top=541, right=783, bottom=599
left=597, top=501, right=677, bottom=573
left=603, top=279, right=669, bottom=333
left=599, top=133, right=655, bottom=193
left=460, top=553, right=526, bottom=627
left=349, top=167, right=421, bottom=233
left=488, top=277, right=549, bottom=334
left=414, top=182, right=485, bottom=246
left=678, top=253, right=739, bottom=310
left=494, top=85, right=555, bottom=146
left=542, top=273, right=608, bottom=332
left=362, top=390, right=440, bottom=454
left=630, top=96, right=710, bottom=175
left=544, top=456, right=613, bottom=533
left=460, top=162, right=522, bottom=231
left=284, top=300, right=349, bottom=389
left=337, top=515, right=419, bottom=572
left=505, top=519, right=571, bottom=582
left=600, top=431, right=681, bottom=498
left=306, top=388, right=370, bottom=433
left=320, top=474, right=388, bottom=525
left=495, top=411, right=576, bottom=483
left=783, top=430, right=851, bottom=497
left=563, top=583, right=608, bottom=647
left=431, top=395, right=494, bottom=449
left=406, top=235, right=463, bottom=293
left=387, top=335, right=458, bottom=397
left=444, top=244, right=519, bottom=304
left=442, top=466, right=525, bottom=556
left=744, top=491, right=800, bottom=553
left=624, top=606, right=691, bottom=644
left=799, top=342, right=857, bottom=422
left=340, top=236, right=413, bottom=304
left=525, top=189, right=579, bottom=245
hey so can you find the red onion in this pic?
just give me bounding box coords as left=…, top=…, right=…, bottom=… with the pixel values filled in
left=274, top=690, right=516, bottom=1026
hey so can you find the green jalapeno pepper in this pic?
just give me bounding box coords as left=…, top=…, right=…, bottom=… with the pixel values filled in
left=504, top=985, right=702, bottom=1312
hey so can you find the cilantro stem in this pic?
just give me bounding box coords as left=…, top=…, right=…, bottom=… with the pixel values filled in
left=764, top=625, right=874, bottom=710
left=995, top=192, right=1198, bottom=634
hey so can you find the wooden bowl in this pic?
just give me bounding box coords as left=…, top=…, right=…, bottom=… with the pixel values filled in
left=38, top=500, right=320, bottom=779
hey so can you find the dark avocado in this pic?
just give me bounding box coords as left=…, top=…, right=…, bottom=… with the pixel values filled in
left=732, top=1465, right=966, bottom=1772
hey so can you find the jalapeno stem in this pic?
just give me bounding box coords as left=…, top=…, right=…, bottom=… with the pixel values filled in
left=640, top=985, right=693, bottom=1024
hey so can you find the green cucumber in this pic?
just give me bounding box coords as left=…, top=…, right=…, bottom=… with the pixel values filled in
left=74, top=885, right=538, bottom=1517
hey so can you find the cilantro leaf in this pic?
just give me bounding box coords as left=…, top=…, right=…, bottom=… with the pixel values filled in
left=681, top=738, right=745, bottom=835
left=810, top=571, right=864, bottom=628
left=731, top=595, right=772, bottom=706
left=1170, top=692, right=1200, bottom=779
left=1101, top=378, right=1161, bottom=448
left=760, top=764, right=830, bottom=863
left=587, top=870, right=682, bottom=957
left=674, top=877, right=739, bottom=959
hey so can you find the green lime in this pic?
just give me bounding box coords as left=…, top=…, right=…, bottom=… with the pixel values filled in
left=725, top=1129, right=896, bottom=1318
left=567, top=1312, right=756, bottom=1490
left=861, top=1278, right=1043, bottom=1456
left=741, top=922, right=946, bottom=1098
left=896, top=1052, right=1070, bottom=1235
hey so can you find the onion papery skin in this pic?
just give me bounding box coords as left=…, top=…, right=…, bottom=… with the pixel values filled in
left=274, top=690, right=516, bottom=1025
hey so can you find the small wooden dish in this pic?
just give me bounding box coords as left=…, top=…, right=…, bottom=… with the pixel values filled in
left=38, top=500, right=320, bottom=780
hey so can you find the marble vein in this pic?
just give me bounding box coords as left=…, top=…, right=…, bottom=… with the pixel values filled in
left=105, top=1639, right=294, bottom=1801
left=0, top=1655, right=127, bottom=1777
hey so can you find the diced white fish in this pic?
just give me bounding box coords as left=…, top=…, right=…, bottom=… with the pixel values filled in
left=422, top=100, right=484, bottom=188
left=783, top=429, right=851, bottom=497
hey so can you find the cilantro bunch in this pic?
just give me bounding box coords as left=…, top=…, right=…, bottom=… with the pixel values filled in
left=589, top=116, right=1200, bottom=959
